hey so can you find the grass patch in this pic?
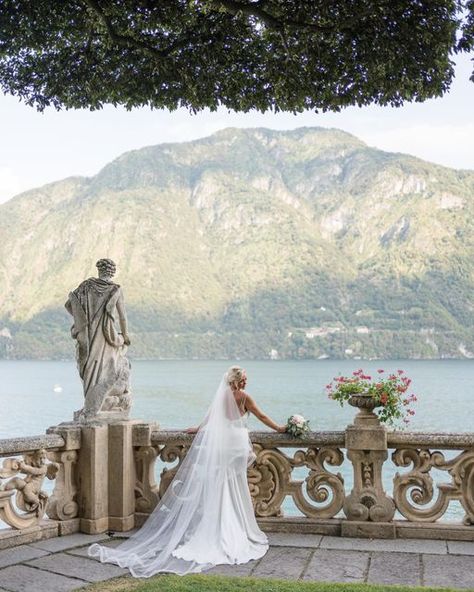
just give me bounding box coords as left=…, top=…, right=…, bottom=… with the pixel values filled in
left=84, top=574, right=471, bottom=592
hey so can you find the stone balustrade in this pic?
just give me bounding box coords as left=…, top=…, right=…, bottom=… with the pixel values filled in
left=0, top=428, right=80, bottom=548
left=140, top=428, right=474, bottom=540
left=1, top=418, right=473, bottom=549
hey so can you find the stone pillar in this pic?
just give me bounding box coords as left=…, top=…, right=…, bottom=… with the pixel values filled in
left=74, top=420, right=143, bottom=534
left=343, top=395, right=395, bottom=532
left=108, top=422, right=135, bottom=531
left=77, top=424, right=109, bottom=534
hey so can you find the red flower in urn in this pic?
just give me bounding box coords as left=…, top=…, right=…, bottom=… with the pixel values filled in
left=326, top=368, right=418, bottom=428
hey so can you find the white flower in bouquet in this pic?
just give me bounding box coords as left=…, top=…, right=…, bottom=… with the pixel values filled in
left=286, top=414, right=310, bottom=438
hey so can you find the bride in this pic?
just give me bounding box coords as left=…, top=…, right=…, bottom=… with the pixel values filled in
left=88, top=366, right=286, bottom=577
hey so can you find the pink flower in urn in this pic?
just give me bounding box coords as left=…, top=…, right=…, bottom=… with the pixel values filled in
left=327, top=367, right=419, bottom=429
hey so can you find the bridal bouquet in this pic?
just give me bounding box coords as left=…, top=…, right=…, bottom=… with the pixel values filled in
left=286, top=414, right=310, bottom=438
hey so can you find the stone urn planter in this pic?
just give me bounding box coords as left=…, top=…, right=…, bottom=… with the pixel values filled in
left=348, top=393, right=382, bottom=426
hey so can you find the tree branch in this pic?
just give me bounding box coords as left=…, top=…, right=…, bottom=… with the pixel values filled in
left=208, top=0, right=363, bottom=33
left=83, top=0, right=166, bottom=58
left=209, top=0, right=282, bottom=29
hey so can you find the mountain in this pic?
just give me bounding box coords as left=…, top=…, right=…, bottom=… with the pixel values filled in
left=0, top=127, right=473, bottom=360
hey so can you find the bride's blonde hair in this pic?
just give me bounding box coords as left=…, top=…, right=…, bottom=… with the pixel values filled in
left=226, top=366, right=245, bottom=389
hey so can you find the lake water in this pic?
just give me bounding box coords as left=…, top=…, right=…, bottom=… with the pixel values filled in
left=1, top=359, right=473, bottom=522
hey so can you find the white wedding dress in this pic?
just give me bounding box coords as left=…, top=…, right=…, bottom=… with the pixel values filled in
left=88, top=373, right=269, bottom=577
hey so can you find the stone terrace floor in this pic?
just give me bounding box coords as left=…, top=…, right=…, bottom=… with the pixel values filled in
left=1, top=530, right=474, bottom=591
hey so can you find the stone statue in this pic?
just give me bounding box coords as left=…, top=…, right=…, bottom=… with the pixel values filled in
left=65, top=258, right=132, bottom=423
left=0, top=449, right=59, bottom=525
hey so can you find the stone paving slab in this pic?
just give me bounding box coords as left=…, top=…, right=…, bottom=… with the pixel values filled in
left=448, top=541, right=474, bottom=556
left=3, top=532, right=474, bottom=591
left=111, top=529, right=139, bottom=539
left=423, top=553, right=474, bottom=590
left=26, top=552, right=128, bottom=583
left=267, top=533, right=322, bottom=548
left=367, top=551, right=421, bottom=586
left=320, top=535, right=448, bottom=555
left=251, top=546, right=312, bottom=580
left=66, top=540, right=124, bottom=558
left=0, top=564, right=87, bottom=592
left=302, top=548, right=369, bottom=583
left=30, top=533, right=109, bottom=552
left=0, top=544, right=50, bottom=568
left=208, top=558, right=260, bottom=577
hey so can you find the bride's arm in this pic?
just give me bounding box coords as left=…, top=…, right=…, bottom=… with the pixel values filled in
left=245, top=394, right=286, bottom=433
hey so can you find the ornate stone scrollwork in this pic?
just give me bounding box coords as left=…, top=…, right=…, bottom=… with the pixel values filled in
left=157, top=444, right=190, bottom=499
left=134, top=445, right=161, bottom=513
left=0, top=449, right=59, bottom=529
left=248, top=445, right=345, bottom=518
left=46, top=450, right=78, bottom=521
left=248, top=445, right=291, bottom=516
left=292, top=447, right=345, bottom=518
left=392, top=448, right=474, bottom=524
left=343, top=449, right=396, bottom=522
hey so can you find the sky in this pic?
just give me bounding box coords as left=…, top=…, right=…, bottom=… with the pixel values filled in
left=0, top=53, right=473, bottom=204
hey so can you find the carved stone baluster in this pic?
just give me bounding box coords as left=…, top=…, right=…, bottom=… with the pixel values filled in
left=134, top=445, right=161, bottom=513
left=45, top=425, right=81, bottom=527
left=158, top=444, right=190, bottom=499
left=343, top=395, right=395, bottom=522
left=248, top=445, right=292, bottom=517
left=292, top=447, right=345, bottom=518
left=248, top=444, right=345, bottom=519
left=46, top=450, right=79, bottom=521
left=392, top=448, right=474, bottom=524
left=456, top=451, right=474, bottom=525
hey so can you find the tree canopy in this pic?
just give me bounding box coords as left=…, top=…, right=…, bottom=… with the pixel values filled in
left=0, top=0, right=473, bottom=113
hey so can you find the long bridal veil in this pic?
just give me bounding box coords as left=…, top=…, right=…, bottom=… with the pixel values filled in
left=88, top=371, right=268, bottom=577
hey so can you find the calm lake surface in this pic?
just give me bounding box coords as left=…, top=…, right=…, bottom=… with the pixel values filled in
left=1, top=359, right=473, bottom=437
left=1, top=359, right=473, bottom=522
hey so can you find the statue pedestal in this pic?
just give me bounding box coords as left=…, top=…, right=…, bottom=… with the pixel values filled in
left=49, top=420, right=149, bottom=534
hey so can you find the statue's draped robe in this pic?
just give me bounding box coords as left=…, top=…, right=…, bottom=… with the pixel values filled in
left=65, top=277, right=129, bottom=417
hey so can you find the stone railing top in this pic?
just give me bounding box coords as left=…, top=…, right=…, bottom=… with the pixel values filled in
left=2, top=427, right=472, bottom=458
left=386, top=431, right=474, bottom=449
left=150, top=428, right=474, bottom=450
left=150, top=429, right=346, bottom=447
left=0, top=434, right=65, bottom=457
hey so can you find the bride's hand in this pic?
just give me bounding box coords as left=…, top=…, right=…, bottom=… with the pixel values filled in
left=185, top=426, right=198, bottom=434
left=276, top=425, right=287, bottom=433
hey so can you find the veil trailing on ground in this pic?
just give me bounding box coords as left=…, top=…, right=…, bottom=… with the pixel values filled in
left=88, top=371, right=266, bottom=577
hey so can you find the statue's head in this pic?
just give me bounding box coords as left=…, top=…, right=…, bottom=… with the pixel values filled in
left=96, top=258, right=116, bottom=279
left=29, top=448, right=48, bottom=467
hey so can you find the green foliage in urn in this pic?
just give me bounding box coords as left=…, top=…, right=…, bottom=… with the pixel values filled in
left=327, top=369, right=418, bottom=427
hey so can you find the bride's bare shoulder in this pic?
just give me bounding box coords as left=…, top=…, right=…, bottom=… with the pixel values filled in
left=242, top=391, right=257, bottom=407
